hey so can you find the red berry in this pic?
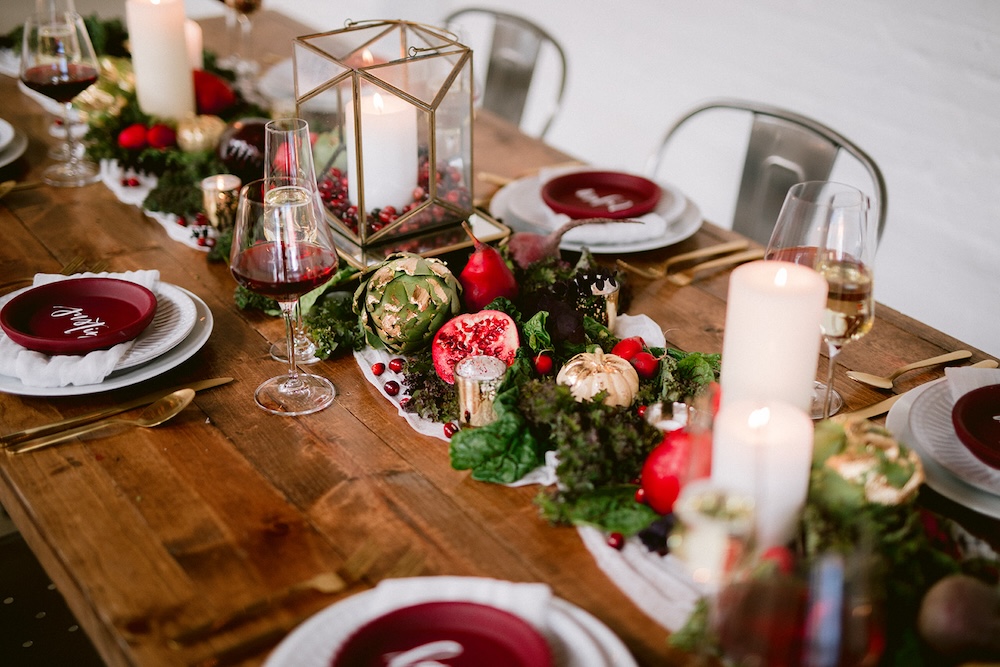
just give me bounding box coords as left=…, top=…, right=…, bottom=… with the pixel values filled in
left=607, top=532, right=625, bottom=550
left=631, top=351, right=659, bottom=380
left=126, top=177, right=140, bottom=187
left=443, top=422, right=459, bottom=438
left=383, top=380, right=400, bottom=396
left=388, top=358, right=405, bottom=373
left=611, top=336, right=645, bottom=362
left=371, top=362, right=386, bottom=376
left=176, top=216, right=187, bottom=227
left=533, top=352, right=553, bottom=375
left=399, top=397, right=411, bottom=409
left=634, top=487, right=647, bottom=504
left=637, top=404, right=647, bottom=418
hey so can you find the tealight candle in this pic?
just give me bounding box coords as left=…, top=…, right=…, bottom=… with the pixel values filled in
left=344, top=90, right=419, bottom=212
left=711, top=398, right=813, bottom=549
left=719, top=260, right=826, bottom=413
left=454, top=355, right=507, bottom=427
left=200, top=174, right=242, bottom=231
left=125, top=0, right=195, bottom=120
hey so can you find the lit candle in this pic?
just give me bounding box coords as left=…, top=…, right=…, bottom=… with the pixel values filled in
left=344, top=90, right=419, bottom=213
left=719, top=260, right=826, bottom=413
left=200, top=174, right=242, bottom=230
left=711, top=399, right=814, bottom=549
left=125, top=0, right=195, bottom=120
left=185, top=19, right=204, bottom=71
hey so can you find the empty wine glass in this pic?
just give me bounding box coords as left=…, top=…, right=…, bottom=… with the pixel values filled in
left=223, top=0, right=262, bottom=94
left=230, top=177, right=340, bottom=415
left=265, top=118, right=323, bottom=365
left=765, top=182, right=876, bottom=419
left=20, top=4, right=100, bottom=187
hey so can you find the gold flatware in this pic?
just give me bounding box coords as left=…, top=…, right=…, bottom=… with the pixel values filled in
left=0, top=180, right=42, bottom=200
left=0, top=257, right=109, bottom=293
left=844, top=359, right=998, bottom=420
left=1, top=377, right=233, bottom=447
left=667, top=248, right=766, bottom=286
left=846, top=350, right=973, bottom=389
left=8, top=389, right=195, bottom=454
left=617, top=240, right=750, bottom=279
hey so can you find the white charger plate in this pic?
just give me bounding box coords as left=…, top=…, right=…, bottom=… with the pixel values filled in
left=0, top=118, right=14, bottom=153
left=117, top=283, right=198, bottom=370
left=263, top=577, right=636, bottom=667
left=0, top=286, right=213, bottom=397
left=0, top=128, right=28, bottom=170
left=906, top=380, right=1000, bottom=495
left=491, top=169, right=701, bottom=254
left=886, top=379, right=1000, bottom=519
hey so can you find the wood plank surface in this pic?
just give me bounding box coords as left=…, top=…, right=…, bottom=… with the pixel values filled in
left=0, top=10, right=997, bottom=667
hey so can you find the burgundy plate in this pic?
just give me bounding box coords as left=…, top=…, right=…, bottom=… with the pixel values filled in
left=541, top=170, right=661, bottom=219
left=951, top=384, right=1000, bottom=470
left=0, top=278, right=157, bottom=355
left=330, top=601, right=552, bottom=667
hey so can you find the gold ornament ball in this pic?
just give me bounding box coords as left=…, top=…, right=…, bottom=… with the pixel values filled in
left=177, top=115, right=227, bottom=153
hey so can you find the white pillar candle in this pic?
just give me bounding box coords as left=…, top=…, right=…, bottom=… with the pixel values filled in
left=345, top=90, right=419, bottom=213
left=712, top=399, right=814, bottom=549
left=185, top=19, right=204, bottom=71
left=125, top=0, right=195, bottom=120
left=720, top=260, right=827, bottom=413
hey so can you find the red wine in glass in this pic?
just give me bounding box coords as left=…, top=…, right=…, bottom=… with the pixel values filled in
left=21, top=63, right=98, bottom=103
left=231, top=244, right=339, bottom=300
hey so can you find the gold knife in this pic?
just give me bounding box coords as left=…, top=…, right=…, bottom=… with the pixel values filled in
left=844, top=360, right=998, bottom=420
left=0, top=377, right=234, bottom=447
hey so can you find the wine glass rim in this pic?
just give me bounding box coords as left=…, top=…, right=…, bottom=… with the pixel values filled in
left=786, top=180, right=870, bottom=209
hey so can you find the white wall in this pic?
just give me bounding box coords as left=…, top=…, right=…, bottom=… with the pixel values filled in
left=16, top=0, right=999, bottom=356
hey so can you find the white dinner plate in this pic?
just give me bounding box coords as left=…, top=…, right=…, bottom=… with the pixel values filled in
left=116, top=283, right=198, bottom=370
left=0, top=128, right=28, bottom=170
left=886, top=379, right=1000, bottom=519
left=906, top=380, right=1000, bottom=495
left=0, top=286, right=213, bottom=397
left=490, top=169, right=701, bottom=254
left=0, top=118, right=14, bottom=153
left=263, top=577, right=637, bottom=667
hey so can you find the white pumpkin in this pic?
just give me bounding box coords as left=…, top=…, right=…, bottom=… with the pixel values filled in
left=556, top=348, right=640, bottom=407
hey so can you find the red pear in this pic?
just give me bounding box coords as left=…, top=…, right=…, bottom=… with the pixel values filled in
left=459, top=222, right=519, bottom=311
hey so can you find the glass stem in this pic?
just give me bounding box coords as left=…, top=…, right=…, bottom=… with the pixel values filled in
left=823, top=341, right=842, bottom=419
left=280, top=301, right=303, bottom=390
left=62, top=102, right=79, bottom=170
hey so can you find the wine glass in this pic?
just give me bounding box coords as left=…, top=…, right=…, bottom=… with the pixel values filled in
left=230, top=177, right=340, bottom=415
left=20, top=5, right=101, bottom=187
left=223, top=0, right=262, bottom=94
left=264, top=118, right=322, bottom=365
left=765, top=181, right=876, bottom=419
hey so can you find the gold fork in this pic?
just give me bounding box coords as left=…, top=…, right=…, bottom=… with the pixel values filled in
left=617, top=240, right=750, bottom=279
left=667, top=248, right=766, bottom=286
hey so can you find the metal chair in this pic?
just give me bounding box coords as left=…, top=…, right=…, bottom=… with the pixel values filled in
left=444, top=8, right=568, bottom=138
left=645, top=98, right=887, bottom=246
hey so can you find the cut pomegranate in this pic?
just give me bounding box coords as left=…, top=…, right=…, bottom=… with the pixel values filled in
left=431, top=310, right=520, bottom=385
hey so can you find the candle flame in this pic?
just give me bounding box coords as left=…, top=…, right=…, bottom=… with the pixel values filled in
left=774, top=267, right=789, bottom=287
left=361, top=49, right=375, bottom=66
left=748, top=407, right=771, bottom=429
left=372, top=92, right=385, bottom=113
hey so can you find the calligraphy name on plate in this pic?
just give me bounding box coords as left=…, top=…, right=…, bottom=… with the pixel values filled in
left=574, top=187, right=634, bottom=213
left=50, top=305, right=108, bottom=338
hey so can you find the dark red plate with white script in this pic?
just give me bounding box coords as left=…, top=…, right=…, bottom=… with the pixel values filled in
left=541, top=170, right=661, bottom=219
left=330, top=601, right=552, bottom=667
left=0, top=278, right=157, bottom=355
left=952, top=384, right=1000, bottom=469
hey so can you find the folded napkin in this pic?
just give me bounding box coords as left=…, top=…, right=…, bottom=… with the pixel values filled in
left=0, top=270, right=160, bottom=388
left=945, top=366, right=1000, bottom=402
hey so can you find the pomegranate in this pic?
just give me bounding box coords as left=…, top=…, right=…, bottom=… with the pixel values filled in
left=431, top=310, right=520, bottom=384
left=458, top=222, right=518, bottom=311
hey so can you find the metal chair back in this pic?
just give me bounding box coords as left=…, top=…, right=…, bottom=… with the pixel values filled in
left=445, top=8, right=568, bottom=138
left=646, top=99, right=887, bottom=246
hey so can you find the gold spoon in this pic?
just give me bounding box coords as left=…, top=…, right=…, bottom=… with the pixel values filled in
left=0, top=180, right=42, bottom=200
left=9, top=389, right=195, bottom=454
left=846, top=350, right=973, bottom=390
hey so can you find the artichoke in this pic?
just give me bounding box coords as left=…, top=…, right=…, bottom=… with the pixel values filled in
left=353, top=252, right=462, bottom=354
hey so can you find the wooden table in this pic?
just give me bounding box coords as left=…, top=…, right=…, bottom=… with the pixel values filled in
left=1, top=10, right=997, bottom=667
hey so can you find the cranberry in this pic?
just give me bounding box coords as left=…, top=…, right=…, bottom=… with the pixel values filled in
left=383, top=380, right=400, bottom=396
left=607, top=532, right=625, bottom=550
left=371, top=362, right=386, bottom=376
left=637, top=404, right=647, bottom=418
left=399, top=397, right=411, bottom=409
left=443, top=422, right=460, bottom=438
left=175, top=216, right=187, bottom=227
left=388, top=358, right=405, bottom=373
left=635, top=487, right=647, bottom=504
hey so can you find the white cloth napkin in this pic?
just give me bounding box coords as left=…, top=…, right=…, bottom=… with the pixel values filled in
left=0, top=270, right=160, bottom=388
left=945, top=366, right=1000, bottom=402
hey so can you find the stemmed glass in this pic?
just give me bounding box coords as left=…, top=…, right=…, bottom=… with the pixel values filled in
left=223, top=0, right=262, bottom=94
left=20, top=4, right=100, bottom=187
left=765, top=181, right=876, bottom=419
left=264, top=118, right=322, bottom=365
left=230, top=177, right=340, bottom=415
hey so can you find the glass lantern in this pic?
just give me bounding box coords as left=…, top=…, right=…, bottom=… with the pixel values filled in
left=293, top=20, right=480, bottom=263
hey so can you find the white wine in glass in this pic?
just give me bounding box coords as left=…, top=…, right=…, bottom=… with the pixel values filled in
left=766, top=181, right=876, bottom=419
